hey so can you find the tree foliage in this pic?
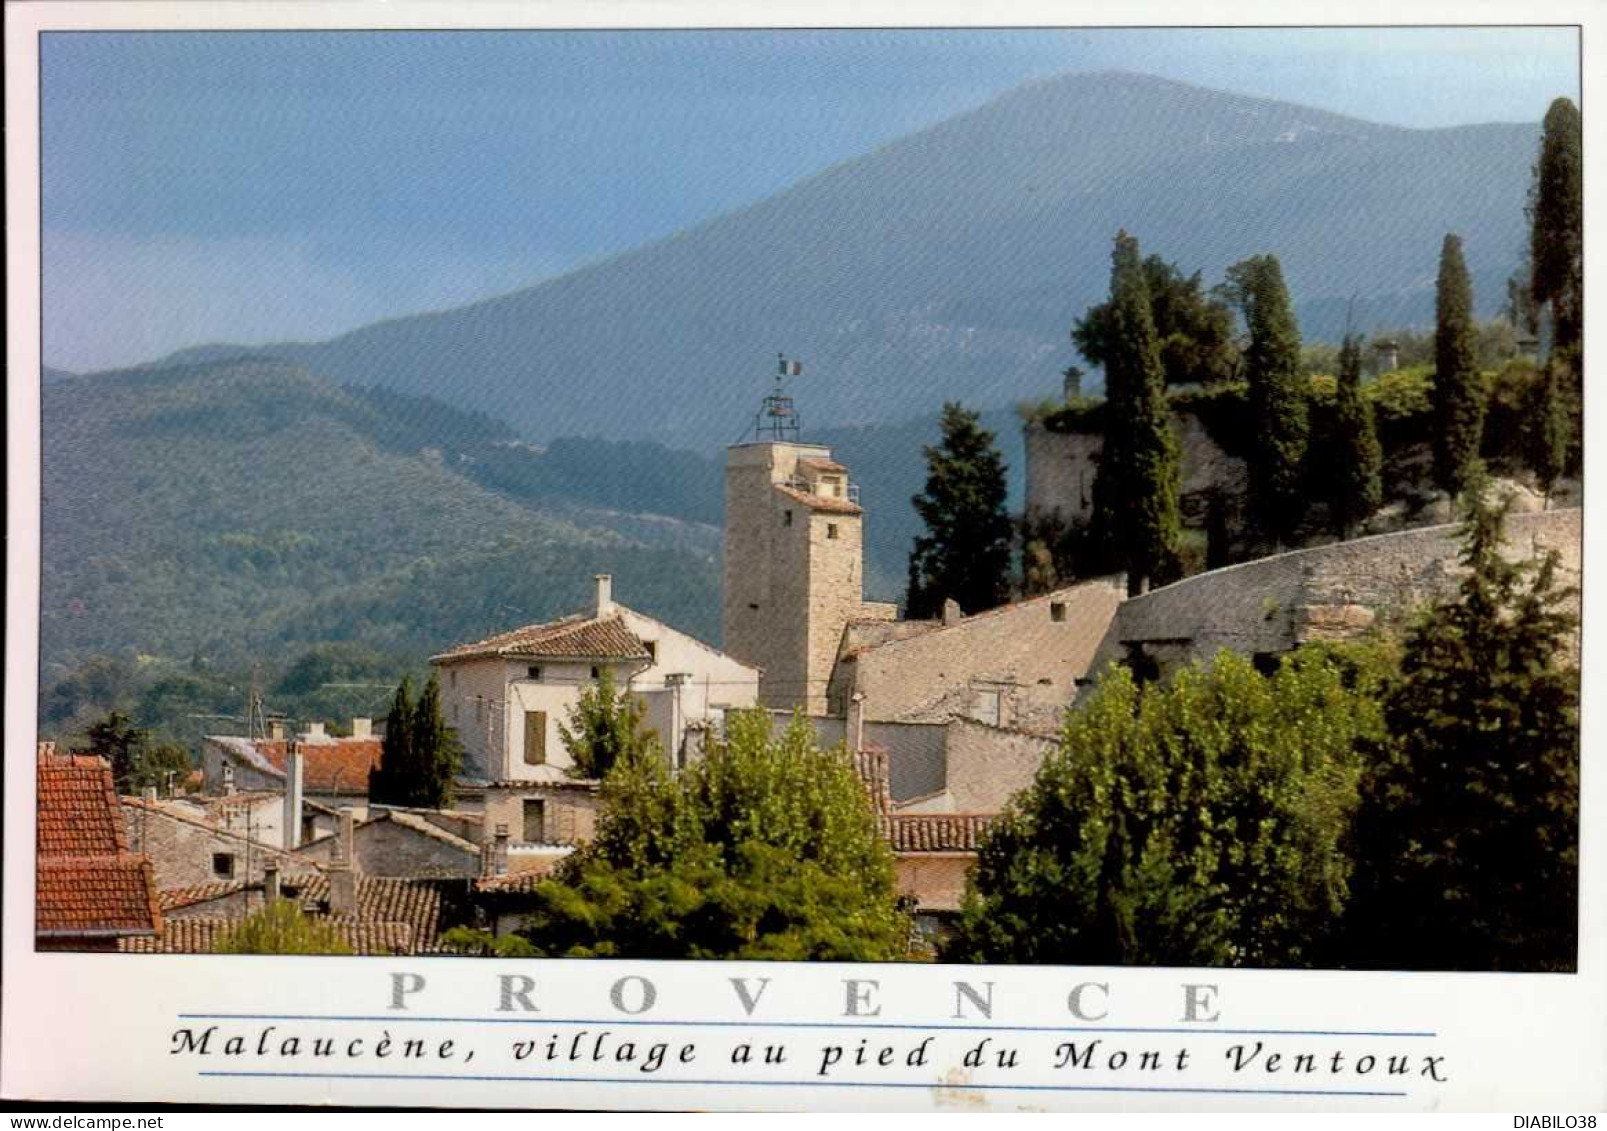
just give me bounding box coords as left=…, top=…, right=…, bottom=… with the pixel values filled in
left=1432, top=234, right=1486, bottom=495
left=1347, top=481, right=1579, bottom=971
left=1087, top=232, right=1183, bottom=595
left=945, top=650, right=1373, bottom=967
left=1074, top=254, right=1240, bottom=386
left=906, top=402, right=1014, bottom=617
left=516, top=712, right=911, bottom=961
left=81, top=710, right=191, bottom=795
left=1328, top=335, right=1384, bottom=538
left=1529, top=97, right=1583, bottom=365
left=214, top=898, right=354, bottom=955
left=368, top=672, right=461, bottom=808
left=1220, top=254, right=1308, bottom=545
left=1528, top=359, right=1570, bottom=507
left=559, top=666, right=662, bottom=779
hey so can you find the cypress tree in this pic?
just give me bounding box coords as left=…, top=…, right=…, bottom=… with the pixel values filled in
left=1329, top=335, right=1383, bottom=538
left=1089, top=231, right=1181, bottom=596
left=1529, top=360, right=1568, bottom=508
left=1224, top=255, right=1307, bottom=546
left=411, top=671, right=462, bottom=808
left=369, top=674, right=415, bottom=805
left=1529, top=98, right=1583, bottom=365
left=1433, top=234, right=1485, bottom=495
left=906, top=402, right=1014, bottom=616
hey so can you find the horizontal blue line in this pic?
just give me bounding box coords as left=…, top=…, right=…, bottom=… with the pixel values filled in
left=177, top=1014, right=1436, bottom=1038
left=197, top=1070, right=1407, bottom=1097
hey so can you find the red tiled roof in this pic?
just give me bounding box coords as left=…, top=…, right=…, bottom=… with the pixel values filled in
left=433, top=613, right=650, bottom=664
left=773, top=483, right=863, bottom=515
left=475, top=862, right=567, bottom=894
left=159, top=879, right=259, bottom=911
left=36, top=753, right=162, bottom=939
left=279, top=874, right=452, bottom=951
left=881, top=814, right=993, bottom=853
left=258, top=739, right=382, bottom=795
left=37, top=857, right=162, bottom=936
left=853, top=749, right=892, bottom=814
left=117, top=916, right=413, bottom=955
left=38, top=754, right=128, bottom=857
left=797, top=457, right=847, bottom=473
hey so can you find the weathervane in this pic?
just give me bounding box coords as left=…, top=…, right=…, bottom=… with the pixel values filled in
left=751, top=353, right=803, bottom=442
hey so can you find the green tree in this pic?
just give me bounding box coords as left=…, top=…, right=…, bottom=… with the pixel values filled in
left=367, top=674, right=459, bottom=808
left=944, top=650, right=1373, bottom=967
left=410, top=671, right=462, bottom=808
left=1348, top=481, right=1579, bottom=971
left=906, top=402, right=1014, bottom=617
left=81, top=710, right=192, bottom=795
left=1221, top=255, right=1308, bottom=546
left=1528, top=359, right=1569, bottom=508
left=1074, top=254, right=1240, bottom=386
left=1432, top=234, right=1486, bottom=495
left=517, top=711, right=911, bottom=961
left=1088, top=232, right=1182, bottom=596
left=558, top=666, right=661, bottom=779
left=214, top=898, right=354, bottom=955
left=1329, top=334, right=1384, bottom=538
left=1528, top=97, right=1583, bottom=366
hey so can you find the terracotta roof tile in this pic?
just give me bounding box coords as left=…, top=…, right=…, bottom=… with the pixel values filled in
left=117, top=916, right=413, bottom=955
left=773, top=483, right=863, bottom=515
left=433, top=613, right=649, bottom=663
left=475, top=863, right=567, bottom=894
left=259, top=739, right=382, bottom=795
left=37, top=754, right=128, bottom=857
left=852, top=749, right=892, bottom=814
left=796, top=457, right=847, bottom=473
left=36, top=856, right=162, bottom=936
left=881, top=814, right=992, bottom=853
left=279, top=874, right=454, bottom=951
left=35, top=753, right=162, bottom=939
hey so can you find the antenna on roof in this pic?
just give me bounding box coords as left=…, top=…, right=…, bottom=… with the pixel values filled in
left=750, top=354, right=803, bottom=442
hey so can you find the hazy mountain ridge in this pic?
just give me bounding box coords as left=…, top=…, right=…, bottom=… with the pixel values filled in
left=40, top=359, right=725, bottom=673
left=125, top=71, right=1538, bottom=446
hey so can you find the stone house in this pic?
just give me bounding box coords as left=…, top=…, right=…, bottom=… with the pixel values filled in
left=201, top=719, right=382, bottom=813
left=36, top=746, right=161, bottom=951
left=123, top=793, right=317, bottom=891
left=294, top=807, right=482, bottom=879
left=826, top=578, right=1125, bottom=734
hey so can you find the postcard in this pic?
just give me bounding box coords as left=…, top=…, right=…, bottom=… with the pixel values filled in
left=4, top=0, right=1604, bottom=1113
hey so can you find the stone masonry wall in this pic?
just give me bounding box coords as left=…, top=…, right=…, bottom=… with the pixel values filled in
left=1089, top=508, right=1582, bottom=681
left=942, top=719, right=1055, bottom=814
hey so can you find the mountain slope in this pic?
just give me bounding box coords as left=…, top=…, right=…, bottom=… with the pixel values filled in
left=40, top=359, right=722, bottom=673
left=148, top=71, right=1538, bottom=445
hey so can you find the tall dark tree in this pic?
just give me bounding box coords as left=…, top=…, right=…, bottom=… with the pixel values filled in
left=1529, top=359, right=1569, bottom=508
left=410, top=671, right=462, bottom=808
left=1222, top=254, right=1308, bottom=545
left=1329, top=334, right=1383, bottom=538
left=1087, top=232, right=1182, bottom=596
left=1433, top=234, right=1486, bottom=495
left=1074, top=254, right=1240, bottom=386
left=1348, top=481, right=1579, bottom=970
left=906, top=402, right=1014, bottom=617
left=368, top=675, right=415, bottom=806
left=1529, top=97, right=1583, bottom=366
left=80, top=711, right=188, bottom=795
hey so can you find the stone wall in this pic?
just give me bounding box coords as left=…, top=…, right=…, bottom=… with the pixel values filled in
left=482, top=785, right=599, bottom=847
left=1025, top=408, right=1244, bottom=528
left=942, top=719, right=1055, bottom=815
left=1089, top=508, right=1582, bottom=681
left=893, top=854, right=972, bottom=913
left=124, top=802, right=308, bottom=891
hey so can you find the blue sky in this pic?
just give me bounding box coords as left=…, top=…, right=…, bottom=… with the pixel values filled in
left=41, top=28, right=1579, bottom=373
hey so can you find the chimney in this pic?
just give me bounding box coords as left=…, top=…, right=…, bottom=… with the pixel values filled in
left=302, top=722, right=327, bottom=741
left=328, top=808, right=359, bottom=917
left=268, top=718, right=285, bottom=741
left=942, top=598, right=963, bottom=627
left=143, top=786, right=157, bottom=804
left=481, top=823, right=511, bottom=878
left=36, top=741, right=56, bottom=762
left=283, top=745, right=304, bottom=850
left=847, top=691, right=866, bottom=754
left=263, top=861, right=281, bottom=903
left=222, top=763, right=236, bottom=796
left=594, top=573, right=615, bottom=617
left=350, top=716, right=372, bottom=739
